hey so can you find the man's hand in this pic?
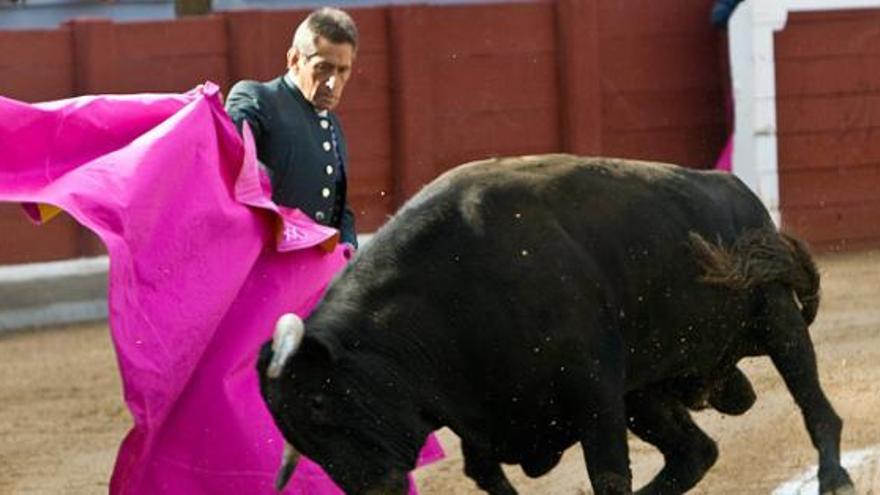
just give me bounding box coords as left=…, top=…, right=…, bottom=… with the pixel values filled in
left=342, top=242, right=356, bottom=260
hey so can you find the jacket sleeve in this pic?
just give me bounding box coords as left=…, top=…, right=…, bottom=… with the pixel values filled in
left=339, top=203, right=358, bottom=249
left=225, top=81, right=265, bottom=142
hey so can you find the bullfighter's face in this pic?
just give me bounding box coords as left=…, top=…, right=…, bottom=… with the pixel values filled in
left=287, top=35, right=355, bottom=112
left=257, top=334, right=414, bottom=495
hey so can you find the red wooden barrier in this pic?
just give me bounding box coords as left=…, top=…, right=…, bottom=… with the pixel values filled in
left=0, top=0, right=728, bottom=263
left=776, top=9, right=880, bottom=251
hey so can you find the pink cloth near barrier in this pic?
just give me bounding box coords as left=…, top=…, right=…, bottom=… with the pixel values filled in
left=715, top=133, right=733, bottom=172
left=0, top=83, right=442, bottom=494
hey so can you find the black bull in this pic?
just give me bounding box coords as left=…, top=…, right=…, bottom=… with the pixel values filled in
left=257, top=155, right=854, bottom=494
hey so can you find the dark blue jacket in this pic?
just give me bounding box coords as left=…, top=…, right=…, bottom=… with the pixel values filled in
left=226, top=76, right=357, bottom=247
left=711, top=0, right=744, bottom=28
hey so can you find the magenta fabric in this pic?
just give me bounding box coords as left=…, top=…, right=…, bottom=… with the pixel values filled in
left=714, top=133, right=733, bottom=172
left=0, top=83, right=442, bottom=494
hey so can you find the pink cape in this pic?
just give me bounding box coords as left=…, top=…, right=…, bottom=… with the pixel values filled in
left=714, top=133, right=733, bottom=172
left=0, top=83, right=442, bottom=494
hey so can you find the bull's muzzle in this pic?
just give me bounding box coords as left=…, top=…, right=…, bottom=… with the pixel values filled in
left=267, top=313, right=305, bottom=379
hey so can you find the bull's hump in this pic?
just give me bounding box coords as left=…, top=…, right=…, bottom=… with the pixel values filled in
left=440, top=155, right=682, bottom=196
left=391, top=154, right=695, bottom=235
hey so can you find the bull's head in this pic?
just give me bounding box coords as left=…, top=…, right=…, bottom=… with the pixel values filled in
left=256, top=312, right=420, bottom=495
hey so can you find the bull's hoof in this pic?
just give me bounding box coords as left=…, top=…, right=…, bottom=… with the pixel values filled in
left=821, top=483, right=856, bottom=495
left=634, top=478, right=684, bottom=495
left=820, top=468, right=855, bottom=495
left=592, top=473, right=632, bottom=494
left=484, top=481, right=518, bottom=495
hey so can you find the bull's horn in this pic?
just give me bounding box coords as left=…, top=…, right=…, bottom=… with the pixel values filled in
left=267, top=313, right=305, bottom=379
left=275, top=441, right=301, bottom=491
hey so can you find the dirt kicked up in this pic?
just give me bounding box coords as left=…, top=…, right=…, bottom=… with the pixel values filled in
left=2, top=250, right=879, bottom=494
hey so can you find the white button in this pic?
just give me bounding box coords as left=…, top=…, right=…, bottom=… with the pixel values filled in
left=323, top=141, right=331, bottom=152
left=321, top=187, right=331, bottom=198
left=315, top=211, right=326, bottom=221
left=325, top=165, right=334, bottom=175
left=320, top=120, right=329, bottom=129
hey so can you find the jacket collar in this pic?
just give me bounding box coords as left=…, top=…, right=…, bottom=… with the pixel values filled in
left=281, top=73, right=327, bottom=117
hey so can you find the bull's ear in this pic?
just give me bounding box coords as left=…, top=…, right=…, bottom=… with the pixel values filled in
left=300, top=332, right=340, bottom=364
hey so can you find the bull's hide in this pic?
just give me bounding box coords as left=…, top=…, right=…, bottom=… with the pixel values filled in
left=257, top=154, right=854, bottom=495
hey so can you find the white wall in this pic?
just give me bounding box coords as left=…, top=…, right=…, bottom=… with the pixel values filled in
left=728, top=0, right=880, bottom=225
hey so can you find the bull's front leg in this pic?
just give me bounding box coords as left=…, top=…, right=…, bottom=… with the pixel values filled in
left=563, top=359, right=632, bottom=494
left=761, top=286, right=855, bottom=495
left=461, top=441, right=517, bottom=495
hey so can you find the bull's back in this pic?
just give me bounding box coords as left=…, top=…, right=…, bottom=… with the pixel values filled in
left=347, top=154, right=773, bottom=390
left=438, top=154, right=769, bottom=238
left=417, top=155, right=771, bottom=376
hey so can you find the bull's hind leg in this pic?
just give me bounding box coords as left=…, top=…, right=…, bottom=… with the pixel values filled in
left=760, top=286, right=854, bottom=495
left=461, top=442, right=517, bottom=495
left=626, top=388, right=718, bottom=494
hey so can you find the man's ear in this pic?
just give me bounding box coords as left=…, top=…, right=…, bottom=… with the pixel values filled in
left=286, top=47, right=299, bottom=72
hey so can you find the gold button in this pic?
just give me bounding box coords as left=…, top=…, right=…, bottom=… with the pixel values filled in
left=321, top=187, right=331, bottom=198
left=325, top=165, right=334, bottom=175
left=323, top=141, right=331, bottom=152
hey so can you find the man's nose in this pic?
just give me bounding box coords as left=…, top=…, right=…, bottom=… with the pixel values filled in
left=325, top=76, right=337, bottom=91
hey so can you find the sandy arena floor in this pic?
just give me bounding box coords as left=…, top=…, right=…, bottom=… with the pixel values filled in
left=1, top=250, right=879, bottom=494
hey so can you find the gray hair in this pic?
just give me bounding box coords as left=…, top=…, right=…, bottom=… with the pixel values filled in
left=292, top=7, right=359, bottom=55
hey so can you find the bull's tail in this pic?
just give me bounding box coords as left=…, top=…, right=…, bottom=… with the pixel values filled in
left=688, top=228, right=821, bottom=325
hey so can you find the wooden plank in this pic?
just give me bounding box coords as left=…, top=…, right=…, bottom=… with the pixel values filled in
left=433, top=108, right=560, bottom=163
left=777, top=55, right=880, bottom=96
left=777, top=10, right=880, bottom=59
left=557, top=0, right=602, bottom=154
left=780, top=164, right=880, bottom=208
left=0, top=206, right=80, bottom=263
left=0, top=29, right=72, bottom=65
left=779, top=129, right=880, bottom=171
left=0, top=66, right=74, bottom=102
left=114, top=55, right=229, bottom=93
left=600, top=34, right=722, bottom=92
left=427, top=3, right=556, bottom=55
left=0, top=29, right=73, bottom=101
left=598, top=0, right=717, bottom=37
left=602, top=129, right=724, bottom=169
left=69, top=19, right=118, bottom=96
left=348, top=6, right=389, bottom=54
left=777, top=94, right=880, bottom=134
left=262, top=10, right=310, bottom=54
left=347, top=159, right=394, bottom=197
left=782, top=200, right=880, bottom=248
left=116, top=18, right=227, bottom=59
left=334, top=109, right=392, bottom=162
left=388, top=4, right=436, bottom=203
left=603, top=89, right=725, bottom=131
left=348, top=191, right=394, bottom=232
left=787, top=8, right=880, bottom=24
left=335, top=53, right=390, bottom=112
left=432, top=52, right=558, bottom=113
